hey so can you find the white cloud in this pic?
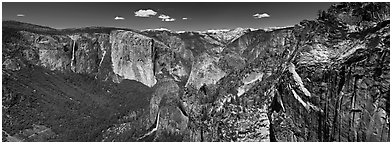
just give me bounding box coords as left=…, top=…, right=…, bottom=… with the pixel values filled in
left=253, top=13, right=270, bottom=18
left=114, top=16, right=125, bottom=20
left=182, top=17, right=188, bottom=20
left=17, top=14, right=25, bottom=17
left=158, top=14, right=176, bottom=22
left=158, top=14, right=170, bottom=19
left=162, top=18, right=176, bottom=22
left=134, top=9, right=157, bottom=17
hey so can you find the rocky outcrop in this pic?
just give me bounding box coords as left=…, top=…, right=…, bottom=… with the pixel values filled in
left=3, top=124, right=56, bottom=142
left=185, top=53, right=226, bottom=90
left=69, top=33, right=110, bottom=75
left=2, top=59, right=22, bottom=71
left=226, top=27, right=295, bottom=62
left=21, top=31, right=72, bottom=72
left=146, top=33, right=193, bottom=84
left=237, top=72, right=264, bottom=96
left=147, top=77, right=189, bottom=141
left=265, top=3, right=390, bottom=142
left=270, top=21, right=390, bottom=142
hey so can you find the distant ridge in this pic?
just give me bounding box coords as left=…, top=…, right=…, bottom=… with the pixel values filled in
left=3, top=20, right=294, bottom=35
left=2, top=20, right=138, bottom=35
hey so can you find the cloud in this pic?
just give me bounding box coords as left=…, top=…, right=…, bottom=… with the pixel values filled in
left=158, top=14, right=176, bottom=22
left=158, top=14, right=170, bottom=19
left=182, top=17, right=188, bottom=20
left=16, top=14, right=25, bottom=17
left=114, top=16, right=125, bottom=20
left=134, top=9, right=157, bottom=17
left=162, top=18, right=176, bottom=22
left=253, top=13, right=270, bottom=18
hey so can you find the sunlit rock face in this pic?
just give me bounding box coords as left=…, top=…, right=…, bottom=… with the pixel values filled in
left=237, top=72, right=264, bottom=96
left=185, top=53, right=226, bottom=90
left=226, top=27, right=295, bottom=62
left=110, top=30, right=157, bottom=87
left=148, top=33, right=193, bottom=84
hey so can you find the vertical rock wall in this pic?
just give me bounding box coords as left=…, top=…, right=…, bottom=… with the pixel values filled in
left=110, top=30, right=157, bottom=87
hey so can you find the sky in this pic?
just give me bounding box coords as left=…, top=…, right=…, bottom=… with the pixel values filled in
left=2, top=2, right=336, bottom=31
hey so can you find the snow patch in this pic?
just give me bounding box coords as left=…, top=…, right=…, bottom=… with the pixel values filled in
left=142, top=28, right=171, bottom=32
left=204, top=29, right=230, bottom=33
left=237, top=72, right=264, bottom=96
left=263, top=25, right=294, bottom=31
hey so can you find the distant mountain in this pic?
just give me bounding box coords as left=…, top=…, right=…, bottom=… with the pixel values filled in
left=203, top=27, right=251, bottom=45
left=141, top=28, right=171, bottom=32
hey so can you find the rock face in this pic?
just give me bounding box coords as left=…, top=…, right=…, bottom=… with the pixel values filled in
left=3, top=28, right=163, bottom=87
left=185, top=53, right=226, bottom=90
left=237, top=72, right=264, bottom=96
left=110, top=30, right=157, bottom=87
left=2, top=2, right=390, bottom=142
left=271, top=22, right=390, bottom=142
left=266, top=3, right=390, bottom=142
left=149, top=77, right=189, bottom=141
